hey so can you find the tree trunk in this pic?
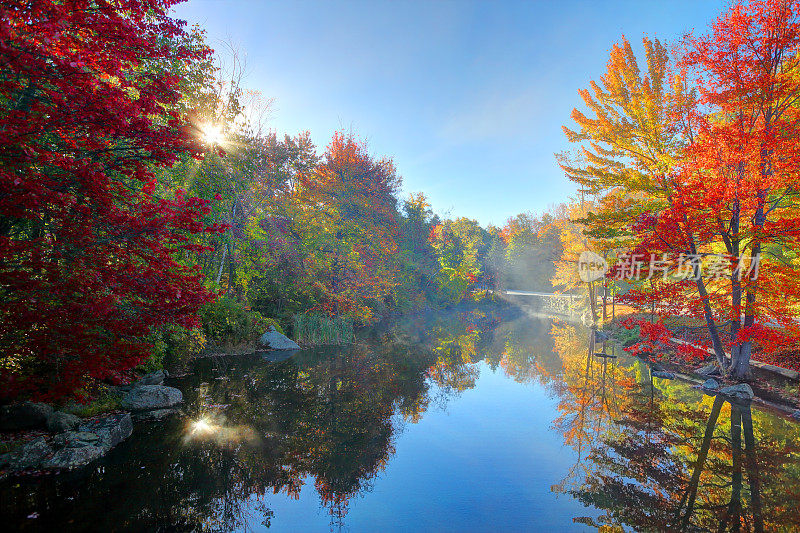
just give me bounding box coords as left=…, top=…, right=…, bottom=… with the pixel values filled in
left=602, top=280, right=607, bottom=322
left=227, top=240, right=235, bottom=295
left=729, top=189, right=743, bottom=377
left=696, top=274, right=728, bottom=369
left=611, top=282, right=615, bottom=321
left=588, top=281, right=598, bottom=322
left=732, top=128, right=770, bottom=379
left=215, top=244, right=227, bottom=286
left=731, top=193, right=764, bottom=380
left=678, top=201, right=728, bottom=369
left=227, top=201, right=237, bottom=297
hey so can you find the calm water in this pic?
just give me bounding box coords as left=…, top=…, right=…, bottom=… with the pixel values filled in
left=2, top=308, right=800, bottom=532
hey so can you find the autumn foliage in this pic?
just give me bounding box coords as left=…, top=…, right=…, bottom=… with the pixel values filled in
left=0, top=0, right=223, bottom=399
left=294, top=132, right=402, bottom=323
left=560, top=0, right=800, bottom=379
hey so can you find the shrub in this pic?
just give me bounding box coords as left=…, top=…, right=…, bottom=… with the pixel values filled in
left=64, top=385, right=122, bottom=417
left=199, top=297, right=282, bottom=349
left=143, top=324, right=207, bottom=372
left=139, top=298, right=284, bottom=368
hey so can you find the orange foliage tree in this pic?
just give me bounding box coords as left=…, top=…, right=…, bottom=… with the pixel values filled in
left=292, top=132, right=402, bottom=323
left=561, top=1, right=800, bottom=379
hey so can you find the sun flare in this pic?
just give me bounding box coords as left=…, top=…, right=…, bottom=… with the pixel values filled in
left=200, top=123, right=224, bottom=145
left=190, top=418, right=215, bottom=435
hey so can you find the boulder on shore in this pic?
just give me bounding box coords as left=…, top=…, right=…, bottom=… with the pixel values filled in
left=260, top=326, right=300, bottom=351
left=0, top=437, right=53, bottom=470
left=43, top=445, right=105, bottom=470
left=719, top=383, right=754, bottom=401
left=120, top=385, right=183, bottom=411
left=77, top=413, right=133, bottom=452
left=137, top=369, right=168, bottom=386
left=47, top=411, right=81, bottom=433
left=1, top=413, right=135, bottom=472
left=0, top=402, right=53, bottom=431
left=696, top=364, right=721, bottom=377
left=53, top=431, right=102, bottom=449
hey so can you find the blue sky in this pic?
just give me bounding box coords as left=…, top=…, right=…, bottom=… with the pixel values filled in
left=174, top=0, right=726, bottom=226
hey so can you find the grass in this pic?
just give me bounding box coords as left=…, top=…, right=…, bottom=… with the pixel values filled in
left=64, top=387, right=122, bottom=418
left=293, top=314, right=354, bottom=346
left=780, top=382, right=800, bottom=398
left=610, top=323, right=641, bottom=347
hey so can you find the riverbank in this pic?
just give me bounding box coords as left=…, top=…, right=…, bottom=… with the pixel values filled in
left=0, top=370, right=186, bottom=478
left=0, top=301, right=513, bottom=480
left=0, top=322, right=314, bottom=478
left=601, top=317, right=800, bottom=421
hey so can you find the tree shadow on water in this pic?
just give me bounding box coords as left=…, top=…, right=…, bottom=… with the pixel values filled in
left=551, top=325, right=800, bottom=532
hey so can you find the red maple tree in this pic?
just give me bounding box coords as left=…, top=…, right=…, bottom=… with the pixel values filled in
left=619, top=0, right=800, bottom=379
left=0, top=0, right=223, bottom=400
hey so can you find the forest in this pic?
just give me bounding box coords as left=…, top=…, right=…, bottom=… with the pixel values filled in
left=0, top=0, right=563, bottom=401
left=6, top=1, right=800, bottom=531
left=4, top=0, right=800, bottom=404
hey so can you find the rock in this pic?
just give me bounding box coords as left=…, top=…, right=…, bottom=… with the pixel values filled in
left=696, top=364, right=721, bottom=377
left=44, top=414, right=132, bottom=470
left=702, top=378, right=720, bottom=390
left=132, top=408, right=178, bottom=422
left=43, top=445, right=104, bottom=469
left=53, top=431, right=102, bottom=449
left=137, top=370, right=168, bottom=386
left=0, top=402, right=53, bottom=431
left=111, top=370, right=169, bottom=394
left=2, top=437, right=53, bottom=470
left=791, top=409, right=800, bottom=421
left=0, top=414, right=134, bottom=472
left=120, top=385, right=183, bottom=411
left=110, top=384, right=134, bottom=395
left=46, top=411, right=81, bottom=433
left=652, top=371, right=676, bottom=379
left=719, top=383, right=754, bottom=401
left=77, top=413, right=132, bottom=452
left=259, top=326, right=300, bottom=351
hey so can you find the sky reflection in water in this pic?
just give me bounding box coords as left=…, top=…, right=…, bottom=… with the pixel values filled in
left=2, top=309, right=800, bottom=532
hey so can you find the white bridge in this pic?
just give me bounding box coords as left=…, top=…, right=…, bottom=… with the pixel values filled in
left=498, top=289, right=584, bottom=316
left=503, top=290, right=578, bottom=299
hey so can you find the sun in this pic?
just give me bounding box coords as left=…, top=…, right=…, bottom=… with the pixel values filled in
left=200, top=123, right=224, bottom=145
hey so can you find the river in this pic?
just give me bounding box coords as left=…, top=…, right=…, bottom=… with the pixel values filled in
left=2, top=306, right=799, bottom=532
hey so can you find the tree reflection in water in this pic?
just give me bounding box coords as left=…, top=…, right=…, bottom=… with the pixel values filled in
left=2, top=312, right=799, bottom=532
left=543, top=322, right=800, bottom=532
left=0, top=308, right=501, bottom=532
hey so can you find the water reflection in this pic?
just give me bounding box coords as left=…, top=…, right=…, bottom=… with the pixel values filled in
left=1, top=309, right=799, bottom=532
left=545, top=322, right=800, bottom=532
